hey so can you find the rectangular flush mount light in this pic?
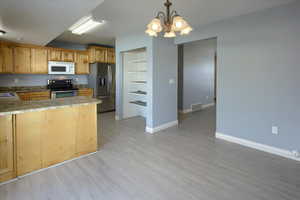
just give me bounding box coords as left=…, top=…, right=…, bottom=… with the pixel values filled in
left=69, top=15, right=104, bottom=35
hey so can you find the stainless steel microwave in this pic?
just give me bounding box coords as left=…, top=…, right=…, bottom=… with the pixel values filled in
left=48, top=61, right=75, bottom=75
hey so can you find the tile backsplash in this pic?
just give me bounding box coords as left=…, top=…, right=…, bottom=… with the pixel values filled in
left=0, top=74, right=88, bottom=87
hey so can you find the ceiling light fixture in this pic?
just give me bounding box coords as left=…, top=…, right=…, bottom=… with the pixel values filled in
left=0, top=30, right=6, bottom=36
left=69, top=15, right=104, bottom=35
left=146, top=0, right=192, bottom=38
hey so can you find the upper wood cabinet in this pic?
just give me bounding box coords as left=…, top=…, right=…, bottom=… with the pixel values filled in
left=62, top=51, right=74, bottom=62
left=14, top=47, right=31, bottom=74
left=88, top=46, right=107, bottom=63
left=48, top=49, right=61, bottom=61
left=0, top=43, right=14, bottom=73
left=75, top=52, right=89, bottom=74
left=107, top=48, right=115, bottom=64
left=31, top=48, right=48, bottom=74
left=0, top=115, right=16, bottom=183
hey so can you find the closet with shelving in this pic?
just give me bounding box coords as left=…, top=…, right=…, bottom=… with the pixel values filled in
left=122, top=48, right=148, bottom=119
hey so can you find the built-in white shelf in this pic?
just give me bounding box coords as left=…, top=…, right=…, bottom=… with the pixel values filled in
left=130, top=101, right=147, bottom=107
left=131, top=81, right=147, bottom=84
left=128, top=70, right=147, bottom=73
left=130, top=59, right=147, bottom=64
left=129, top=91, right=147, bottom=96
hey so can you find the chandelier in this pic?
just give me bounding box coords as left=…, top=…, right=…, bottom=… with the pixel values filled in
left=145, top=0, right=192, bottom=38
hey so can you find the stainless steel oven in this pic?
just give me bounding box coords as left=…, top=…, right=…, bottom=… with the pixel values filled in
left=51, top=90, right=78, bottom=99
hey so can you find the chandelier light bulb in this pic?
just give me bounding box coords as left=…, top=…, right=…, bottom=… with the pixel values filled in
left=164, top=31, right=176, bottom=38
left=146, top=0, right=192, bottom=37
left=180, top=26, right=193, bottom=35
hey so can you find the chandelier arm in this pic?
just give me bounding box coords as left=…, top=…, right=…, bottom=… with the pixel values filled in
left=156, top=11, right=166, bottom=18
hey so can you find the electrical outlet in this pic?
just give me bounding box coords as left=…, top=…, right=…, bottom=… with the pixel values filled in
left=14, top=78, right=19, bottom=84
left=272, top=126, right=278, bottom=135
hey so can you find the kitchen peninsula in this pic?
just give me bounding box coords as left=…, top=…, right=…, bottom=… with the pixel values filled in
left=0, top=96, right=101, bottom=183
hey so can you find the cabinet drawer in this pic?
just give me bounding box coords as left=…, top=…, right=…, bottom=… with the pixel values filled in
left=78, top=88, right=93, bottom=97
left=17, top=91, right=50, bottom=101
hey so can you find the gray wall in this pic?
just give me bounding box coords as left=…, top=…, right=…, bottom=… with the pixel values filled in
left=152, top=37, right=178, bottom=127
left=175, top=1, right=300, bottom=151
left=0, top=74, right=87, bottom=87
left=179, top=38, right=216, bottom=111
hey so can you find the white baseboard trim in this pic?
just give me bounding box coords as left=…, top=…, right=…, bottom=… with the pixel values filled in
left=146, top=120, right=178, bottom=134
left=215, top=132, right=300, bottom=162
left=202, top=102, right=215, bottom=109
left=179, top=109, right=192, bottom=114
left=0, top=151, right=98, bottom=186
left=179, top=102, right=215, bottom=114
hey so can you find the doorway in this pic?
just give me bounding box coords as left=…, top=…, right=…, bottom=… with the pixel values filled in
left=178, top=37, right=217, bottom=132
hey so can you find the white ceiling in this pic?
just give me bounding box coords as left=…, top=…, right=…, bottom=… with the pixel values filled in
left=0, top=0, right=104, bottom=45
left=55, top=0, right=295, bottom=46
left=0, top=0, right=295, bottom=46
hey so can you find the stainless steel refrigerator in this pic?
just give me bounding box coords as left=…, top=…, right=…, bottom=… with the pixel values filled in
left=88, top=63, right=116, bottom=113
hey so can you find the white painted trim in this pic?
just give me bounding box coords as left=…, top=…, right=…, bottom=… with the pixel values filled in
left=179, top=109, right=192, bottom=114
left=202, top=102, right=215, bottom=109
left=179, top=102, right=215, bottom=114
left=146, top=120, right=178, bottom=134
left=115, top=115, right=120, bottom=120
left=216, top=132, right=300, bottom=162
left=0, top=151, right=98, bottom=186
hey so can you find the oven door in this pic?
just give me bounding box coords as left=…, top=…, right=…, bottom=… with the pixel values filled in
left=51, top=90, right=78, bottom=99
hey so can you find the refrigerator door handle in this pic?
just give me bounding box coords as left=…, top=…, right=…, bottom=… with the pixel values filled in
left=107, top=65, right=112, bottom=96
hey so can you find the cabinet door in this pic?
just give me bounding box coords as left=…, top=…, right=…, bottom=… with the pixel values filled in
left=42, top=107, right=77, bottom=167
left=48, top=49, right=61, bottom=61
left=76, top=104, right=98, bottom=156
left=14, top=47, right=31, bottom=73
left=16, top=112, right=45, bottom=176
left=0, top=44, right=14, bottom=73
left=75, top=52, right=89, bottom=74
left=31, top=48, right=48, bottom=74
left=0, top=115, right=15, bottom=183
left=95, top=47, right=107, bottom=63
left=78, top=88, right=93, bottom=97
left=107, top=48, right=115, bottom=64
left=62, top=51, right=74, bottom=62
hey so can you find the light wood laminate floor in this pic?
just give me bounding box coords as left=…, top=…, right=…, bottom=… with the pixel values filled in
left=1, top=107, right=300, bottom=200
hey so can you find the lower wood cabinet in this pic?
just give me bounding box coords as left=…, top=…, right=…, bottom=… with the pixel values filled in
left=17, top=91, right=50, bottom=101
left=15, top=104, right=98, bottom=176
left=78, top=88, right=93, bottom=97
left=0, top=115, right=16, bottom=182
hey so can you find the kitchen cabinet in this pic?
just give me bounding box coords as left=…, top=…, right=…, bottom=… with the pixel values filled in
left=0, top=43, right=14, bottom=73
left=14, top=47, right=31, bottom=74
left=107, top=48, right=115, bottom=64
left=88, top=46, right=107, bottom=63
left=75, top=52, right=89, bottom=74
left=31, top=48, right=48, bottom=74
left=48, top=49, right=62, bottom=61
left=0, top=115, right=16, bottom=182
left=62, top=51, right=74, bottom=62
left=78, top=88, right=93, bottom=97
left=17, top=91, right=51, bottom=101
left=42, top=107, right=77, bottom=167
left=76, top=104, right=97, bottom=156
left=16, top=111, right=44, bottom=175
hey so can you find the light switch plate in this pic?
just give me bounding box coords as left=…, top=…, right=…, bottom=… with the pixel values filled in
left=169, top=79, right=175, bottom=84
left=272, top=126, right=278, bottom=135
